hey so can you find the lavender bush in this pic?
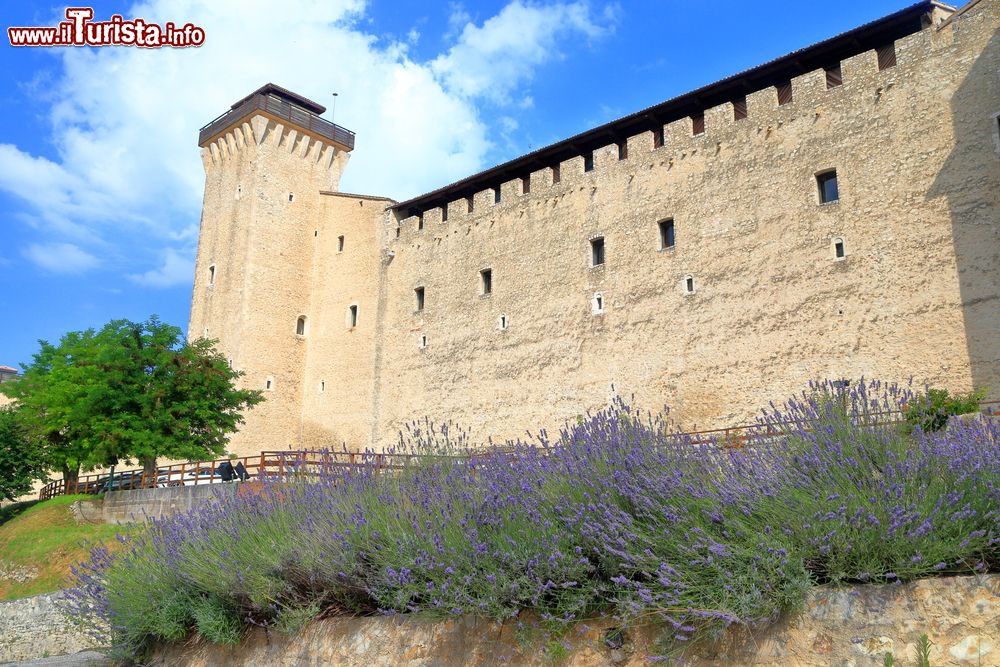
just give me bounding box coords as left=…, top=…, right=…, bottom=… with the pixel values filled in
left=67, top=380, right=999, bottom=659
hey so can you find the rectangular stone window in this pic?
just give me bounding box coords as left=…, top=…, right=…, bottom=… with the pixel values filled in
left=494, top=187, right=501, bottom=205
left=552, top=164, right=561, bottom=184
left=521, top=176, right=530, bottom=195
left=583, top=152, right=594, bottom=172
left=442, top=205, right=449, bottom=222
left=834, top=238, right=846, bottom=259
left=777, top=81, right=793, bottom=106
left=414, top=286, right=425, bottom=312
left=659, top=219, right=675, bottom=250
left=877, top=43, right=896, bottom=71
left=466, top=196, right=474, bottom=213
left=591, top=237, right=605, bottom=267
left=480, top=269, right=492, bottom=295
left=817, top=170, right=840, bottom=204
left=825, top=64, right=843, bottom=89
left=592, top=292, right=604, bottom=315
left=653, top=125, right=665, bottom=148
left=685, top=275, right=695, bottom=294
left=617, top=141, right=628, bottom=160
left=349, top=305, right=358, bottom=328
left=337, top=235, right=345, bottom=252
left=733, top=97, right=747, bottom=121
left=208, top=265, right=215, bottom=286
left=417, top=214, right=424, bottom=230
left=691, top=113, right=705, bottom=136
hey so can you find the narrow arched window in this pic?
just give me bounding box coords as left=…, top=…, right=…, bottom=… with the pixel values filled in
left=296, top=316, right=306, bottom=336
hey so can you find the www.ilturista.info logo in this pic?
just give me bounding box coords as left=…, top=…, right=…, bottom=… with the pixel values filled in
left=8, top=7, right=205, bottom=48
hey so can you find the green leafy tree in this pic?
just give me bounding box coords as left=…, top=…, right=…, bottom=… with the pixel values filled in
left=1, top=317, right=264, bottom=485
left=0, top=407, right=48, bottom=501
left=85, top=317, right=264, bottom=478
left=0, top=331, right=106, bottom=489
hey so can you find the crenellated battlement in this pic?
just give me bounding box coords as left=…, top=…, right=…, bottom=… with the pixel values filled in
left=389, top=2, right=954, bottom=239
left=389, top=10, right=958, bottom=246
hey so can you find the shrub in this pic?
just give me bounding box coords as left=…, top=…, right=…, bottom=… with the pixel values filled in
left=67, top=380, right=999, bottom=660
left=904, top=387, right=986, bottom=433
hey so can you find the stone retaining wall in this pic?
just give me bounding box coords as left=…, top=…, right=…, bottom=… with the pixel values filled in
left=0, top=593, right=102, bottom=664
left=151, top=574, right=998, bottom=666
left=101, top=484, right=237, bottom=524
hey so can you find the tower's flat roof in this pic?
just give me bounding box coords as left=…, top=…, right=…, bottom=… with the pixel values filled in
left=230, top=83, right=327, bottom=114
left=393, top=1, right=945, bottom=216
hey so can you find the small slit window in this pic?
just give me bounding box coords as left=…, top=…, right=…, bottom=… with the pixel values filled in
left=349, top=305, right=358, bottom=328
left=685, top=275, right=695, bottom=294
left=296, top=316, right=306, bottom=336
left=414, top=287, right=425, bottom=312
left=466, top=197, right=474, bottom=214
left=590, top=237, right=605, bottom=267
left=288, top=192, right=295, bottom=202
left=583, top=152, right=594, bottom=172
left=653, top=126, right=665, bottom=148
left=777, top=81, right=793, bottom=106
left=208, top=265, right=215, bottom=286
left=494, top=187, right=501, bottom=205
left=691, top=113, right=705, bottom=136
left=817, top=170, right=840, bottom=204
left=521, top=176, right=530, bottom=195
left=877, top=43, right=897, bottom=71
left=480, top=269, right=492, bottom=295
left=552, top=164, right=561, bottom=184
left=265, top=376, right=274, bottom=391
left=659, top=219, right=675, bottom=250
left=418, top=334, right=428, bottom=349
left=395, top=226, right=400, bottom=239
left=417, top=214, right=424, bottom=231
left=833, top=237, right=846, bottom=260
left=498, top=314, right=508, bottom=330
left=337, top=235, right=345, bottom=252
left=592, top=292, right=604, bottom=315
left=617, top=141, right=628, bottom=160
left=825, top=64, right=843, bottom=89
left=442, top=205, right=449, bottom=222
left=733, top=97, right=747, bottom=121
left=320, top=381, right=326, bottom=393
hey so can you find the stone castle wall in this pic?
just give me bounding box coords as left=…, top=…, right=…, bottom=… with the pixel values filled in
left=190, top=1, right=1000, bottom=455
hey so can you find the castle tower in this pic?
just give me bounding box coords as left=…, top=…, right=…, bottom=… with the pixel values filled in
left=189, top=84, right=361, bottom=454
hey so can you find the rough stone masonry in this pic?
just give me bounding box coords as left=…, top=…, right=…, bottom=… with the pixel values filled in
left=189, top=0, right=1000, bottom=456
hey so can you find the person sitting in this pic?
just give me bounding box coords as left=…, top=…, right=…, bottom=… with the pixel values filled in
left=217, top=460, right=235, bottom=482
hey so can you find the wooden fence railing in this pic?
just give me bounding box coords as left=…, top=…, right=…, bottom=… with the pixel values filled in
left=38, top=400, right=1000, bottom=500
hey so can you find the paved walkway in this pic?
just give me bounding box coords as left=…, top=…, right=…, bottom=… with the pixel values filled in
left=1, top=651, right=109, bottom=667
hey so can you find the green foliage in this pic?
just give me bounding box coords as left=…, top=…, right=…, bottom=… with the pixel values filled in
left=0, top=495, right=125, bottom=600
left=904, top=388, right=985, bottom=434
left=917, top=634, right=933, bottom=667
left=191, top=596, right=243, bottom=644
left=0, top=316, right=264, bottom=481
left=0, top=407, right=47, bottom=501
left=883, top=653, right=895, bottom=667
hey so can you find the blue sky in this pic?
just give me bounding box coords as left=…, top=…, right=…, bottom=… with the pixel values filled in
left=0, top=0, right=948, bottom=369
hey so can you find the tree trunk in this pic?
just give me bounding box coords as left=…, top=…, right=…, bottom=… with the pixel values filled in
left=62, top=465, right=80, bottom=495
left=142, top=456, right=157, bottom=488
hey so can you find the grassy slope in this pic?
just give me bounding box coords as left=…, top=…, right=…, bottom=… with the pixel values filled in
left=0, top=495, right=127, bottom=600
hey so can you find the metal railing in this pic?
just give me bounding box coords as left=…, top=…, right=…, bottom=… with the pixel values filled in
left=198, top=93, right=355, bottom=149
left=38, top=400, right=1000, bottom=500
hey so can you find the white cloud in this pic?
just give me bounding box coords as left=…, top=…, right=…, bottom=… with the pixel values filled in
left=23, top=242, right=100, bottom=274
left=128, top=247, right=195, bottom=288
left=0, top=0, right=612, bottom=283
left=431, top=1, right=611, bottom=103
